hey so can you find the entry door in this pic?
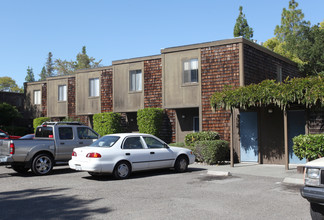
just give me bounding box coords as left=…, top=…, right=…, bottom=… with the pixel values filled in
left=288, top=110, right=306, bottom=164
left=240, top=112, right=258, bottom=162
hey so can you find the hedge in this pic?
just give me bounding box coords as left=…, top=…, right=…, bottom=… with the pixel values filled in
left=137, top=108, right=164, bottom=137
left=93, top=112, right=123, bottom=136
left=192, top=140, right=230, bottom=165
left=33, top=117, right=50, bottom=132
left=293, top=134, right=324, bottom=161
left=185, top=131, right=220, bottom=147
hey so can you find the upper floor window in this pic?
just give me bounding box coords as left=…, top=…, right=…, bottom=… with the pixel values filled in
left=129, top=70, right=142, bottom=92
left=58, top=85, right=67, bottom=101
left=89, top=78, right=99, bottom=97
left=183, top=59, right=198, bottom=84
left=276, top=65, right=282, bottom=83
left=33, top=90, right=41, bottom=105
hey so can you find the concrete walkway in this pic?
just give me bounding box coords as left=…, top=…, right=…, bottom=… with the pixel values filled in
left=190, top=162, right=304, bottom=185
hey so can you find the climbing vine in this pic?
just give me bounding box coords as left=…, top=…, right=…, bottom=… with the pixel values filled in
left=210, top=76, right=324, bottom=110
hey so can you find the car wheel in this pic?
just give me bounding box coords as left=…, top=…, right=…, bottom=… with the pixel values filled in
left=310, top=203, right=324, bottom=220
left=31, top=153, right=54, bottom=175
left=12, top=165, right=29, bottom=174
left=174, top=155, right=188, bottom=173
left=113, top=161, right=131, bottom=179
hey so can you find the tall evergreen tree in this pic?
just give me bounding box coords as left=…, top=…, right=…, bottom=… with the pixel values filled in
left=39, top=66, right=47, bottom=81
left=46, top=52, right=55, bottom=77
left=76, top=46, right=91, bottom=70
left=25, top=66, right=35, bottom=82
left=233, top=6, right=253, bottom=40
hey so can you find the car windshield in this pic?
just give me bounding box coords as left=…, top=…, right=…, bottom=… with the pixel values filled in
left=90, top=136, right=120, bottom=147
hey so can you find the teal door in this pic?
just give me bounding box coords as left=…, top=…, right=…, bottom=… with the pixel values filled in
left=288, top=110, right=306, bottom=164
left=240, top=112, right=258, bottom=162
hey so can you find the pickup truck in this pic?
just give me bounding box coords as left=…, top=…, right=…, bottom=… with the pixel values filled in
left=300, top=157, right=324, bottom=219
left=0, top=122, right=99, bottom=175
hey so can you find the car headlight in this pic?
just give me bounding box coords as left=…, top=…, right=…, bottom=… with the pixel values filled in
left=305, top=168, right=321, bottom=186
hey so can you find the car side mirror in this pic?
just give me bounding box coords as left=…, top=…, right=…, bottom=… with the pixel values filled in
left=164, top=144, right=169, bottom=149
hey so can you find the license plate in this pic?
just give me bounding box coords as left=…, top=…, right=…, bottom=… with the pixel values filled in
left=75, top=165, right=82, bottom=171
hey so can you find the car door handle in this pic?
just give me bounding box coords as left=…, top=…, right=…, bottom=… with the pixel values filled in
left=125, top=153, right=130, bottom=156
left=60, top=142, right=65, bottom=145
left=150, top=152, right=155, bottom=154
left=79, top=142, right=83, bottom=144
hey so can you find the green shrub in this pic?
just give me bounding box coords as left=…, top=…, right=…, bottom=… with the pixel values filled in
left=192, top=140, right=230, bottom=164
left=293, top=134, right=324, bottom=161
left=33, top=117, right=50, bottom=131
left=185, top=131, right=220, bottom=147
left=93, top=112, right=123, bottom=136
left=169, top=142, right=185, bottom=147
left=137, top=108, right=164, bottom=137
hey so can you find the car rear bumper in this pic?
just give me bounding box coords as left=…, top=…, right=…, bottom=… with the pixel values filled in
left=301, top=186, right=324, bottom=205
left=69, top=159, right=115, bottom=173
left=0, top=156, right=13, bottom=164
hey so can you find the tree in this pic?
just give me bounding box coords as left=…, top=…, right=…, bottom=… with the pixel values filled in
left=0, top=103, right=22, bottom=126
left=286, top=24, right=324, bottom=75
left=46, top=52, right=55, bottom=77
left=39, top=66, right=47, bottom=81
left=274, top=0, right=309, bottom=43
left=0, top=77, right=23, bottom=93
left=54, top=46, right=102, bottom=75
left=233, top=6, right=253, bottom=40
left=25, top=66, right=35, bottom=82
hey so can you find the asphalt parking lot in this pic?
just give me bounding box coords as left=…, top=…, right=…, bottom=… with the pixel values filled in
left=0, top=164, right=310, bottom=220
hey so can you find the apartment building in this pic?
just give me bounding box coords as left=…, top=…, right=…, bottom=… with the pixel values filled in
left=26, top=38, right=307, bottom=165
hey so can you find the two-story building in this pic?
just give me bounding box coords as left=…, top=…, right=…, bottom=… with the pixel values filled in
left=26, top=38, right=310, bottom=165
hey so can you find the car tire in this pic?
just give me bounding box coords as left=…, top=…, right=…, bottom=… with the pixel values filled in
left=310, top=203, right=324, bottom=220
left=113, top=161, right=131, bottom=180
left=174, top=155, right=188, bottom=173
left=31, top=153, right=54, bottom=175
left=12, top=165, right=29, bottom=174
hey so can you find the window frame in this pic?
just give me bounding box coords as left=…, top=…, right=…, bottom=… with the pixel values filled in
left=129, top=69, right=142, bottom=92
left=183, top=58, right=199, bottom=84
left=89, top=78, right=100, bottom=97
left=33, top=90, right=41, bottom=105
left=58, top=85, right=67, bottom=102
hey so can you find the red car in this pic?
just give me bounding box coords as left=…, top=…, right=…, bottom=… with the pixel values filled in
left=0, top=129, right=21, bottom=139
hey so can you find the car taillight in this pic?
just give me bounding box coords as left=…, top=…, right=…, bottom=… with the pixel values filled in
left=72, top=151, right=77, bottom=157
left=86, top=152, right=101, bottom=158
left=10, top=142, right=14, bottom=155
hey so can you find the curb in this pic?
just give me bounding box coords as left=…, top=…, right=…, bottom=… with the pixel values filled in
left=207, top=170, right=231, bottom=176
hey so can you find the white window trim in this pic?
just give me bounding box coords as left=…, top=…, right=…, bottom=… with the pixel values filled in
left=183, top=58, right=199, bottom=84
left=89, top=78, right=100, bottom=97
left=33, top=90, right=41, bottom=105
left=58, top=85, right=67, bottom=101
left=129, top=70, right=142, bottom=92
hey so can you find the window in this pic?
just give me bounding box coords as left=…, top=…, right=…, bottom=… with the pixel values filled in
left=183, top=59, right=198, bottom=84
left=193, top=117, right=199, bottom=132
left=89, top=78, right=99, bottom=97
left=34, top=90, right=41, bottom=105
left=77, top=127, right=98, bottom=139
left=59, top=127, right=73, bottom=140
left=58, top=85, right=67, bottom=101
left=143, top=137, right=165, bottom=149
left=123, top=137, right=144, bottom=149
left=129, top=70, right=142, bottom=92
left=277, top=65, right=282, bottom=82
left=90, top=136, right=120, bottom=148
left=35, top=127, right=53, bottom=138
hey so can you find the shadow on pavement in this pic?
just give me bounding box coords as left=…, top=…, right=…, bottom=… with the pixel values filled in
left=82, top=167, right=206, bottom=181
left=0, top=187, right=111, bottom=220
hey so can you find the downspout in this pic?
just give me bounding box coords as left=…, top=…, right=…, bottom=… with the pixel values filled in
left=284, top=109, right=289, bottom=170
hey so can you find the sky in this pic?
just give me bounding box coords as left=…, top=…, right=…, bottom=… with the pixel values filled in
left=1, top=0, right=323, bottom=88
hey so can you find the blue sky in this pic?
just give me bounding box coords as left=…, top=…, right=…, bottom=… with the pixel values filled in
left=1, top=0, right=323, bottom=87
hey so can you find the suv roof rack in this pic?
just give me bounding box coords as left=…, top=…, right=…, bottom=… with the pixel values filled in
left=41, top=121, right=84, bottom=126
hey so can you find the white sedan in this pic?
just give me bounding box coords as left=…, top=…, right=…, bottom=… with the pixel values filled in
left=69, top=133, right=195, bottom=179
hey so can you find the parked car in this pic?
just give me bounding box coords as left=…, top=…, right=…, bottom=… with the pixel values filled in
left=300, top=157, right=324, bottom=219
left=0, top=122, right=99, bottom=175
left=0, top=129, right=21, bottom=139
left=69, top=133, right=195, bottom=179
left=19, top=134, right=35, bottom=140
